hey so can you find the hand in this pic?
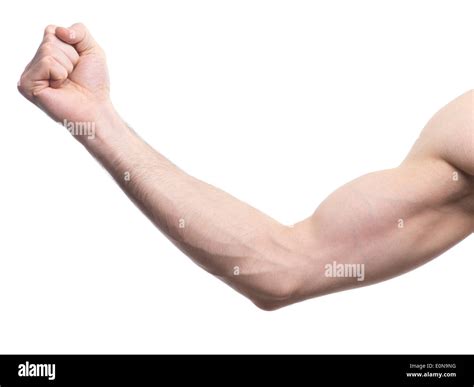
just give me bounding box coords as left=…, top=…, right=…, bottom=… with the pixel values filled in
left=18, top=23, right=111, bottom=125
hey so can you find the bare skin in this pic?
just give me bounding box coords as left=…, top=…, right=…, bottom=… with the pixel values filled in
left=18, top=24, right=474, bottom=310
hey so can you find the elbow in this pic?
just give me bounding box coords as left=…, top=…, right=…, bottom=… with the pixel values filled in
left=214, top=226, right=309, bottom=311
left=241, top=230, right=308, bottom=311
left=253, top=299, right=290, bottom=312
left=249, top=276, right=302, bottom=312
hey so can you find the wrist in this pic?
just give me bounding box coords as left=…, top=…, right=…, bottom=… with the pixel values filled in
left=76, top=101, right=136, bottom=162
left=78, top=101, right=130, bottom=147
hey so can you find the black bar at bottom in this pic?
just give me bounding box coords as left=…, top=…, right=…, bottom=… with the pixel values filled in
left=0, top=354, right=472, bottom=386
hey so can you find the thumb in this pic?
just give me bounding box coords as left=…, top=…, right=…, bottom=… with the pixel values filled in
left=55, top=23, right=99, bottom=54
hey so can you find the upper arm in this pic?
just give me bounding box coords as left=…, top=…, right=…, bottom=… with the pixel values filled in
left=407, top=89, right=474, bottom=176
left=286, top=91, right=474, bottom=304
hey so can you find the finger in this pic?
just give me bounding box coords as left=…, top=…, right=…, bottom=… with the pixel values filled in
left=19, top=56, right=68, bottom=99
left=43, top=24, right=57, bottom=37
left=43, top=34, right=80, bottom=66
left=47, top=60, right=69, bottom=89
left=22, top=25, right=57, bottom=73
left=38, top=43, right=75, bottom=74
left=55, top=23, right=99, bottom=55
left=24, top=26, right=79, bottom=75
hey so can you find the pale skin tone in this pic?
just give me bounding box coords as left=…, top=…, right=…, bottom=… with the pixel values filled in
left=18, top=24, right=474, bottom=310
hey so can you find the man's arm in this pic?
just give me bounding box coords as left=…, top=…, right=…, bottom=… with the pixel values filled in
left=18, top=24, right=474, bottom=310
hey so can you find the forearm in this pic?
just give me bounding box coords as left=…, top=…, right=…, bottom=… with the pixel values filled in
left=85, top=105, right=297, bottom=309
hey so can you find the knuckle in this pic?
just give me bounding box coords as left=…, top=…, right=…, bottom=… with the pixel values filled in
left=40, top=42, right=54, bottom=54
left=18, top=75, right=31, bottom=96
left=43, top=24, right=56, bottom=35
left=17, top=77, right=25, bottom=91
left=40, top=55, right=55, bottom=66
left=59, top=69, right=68, bottom=79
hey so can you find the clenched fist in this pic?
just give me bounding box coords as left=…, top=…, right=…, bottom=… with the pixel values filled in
left=18, top=23, right=111, bottom=126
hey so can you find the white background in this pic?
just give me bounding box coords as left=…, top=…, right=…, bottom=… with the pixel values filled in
left=0, top=0, right=473, bottom=354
